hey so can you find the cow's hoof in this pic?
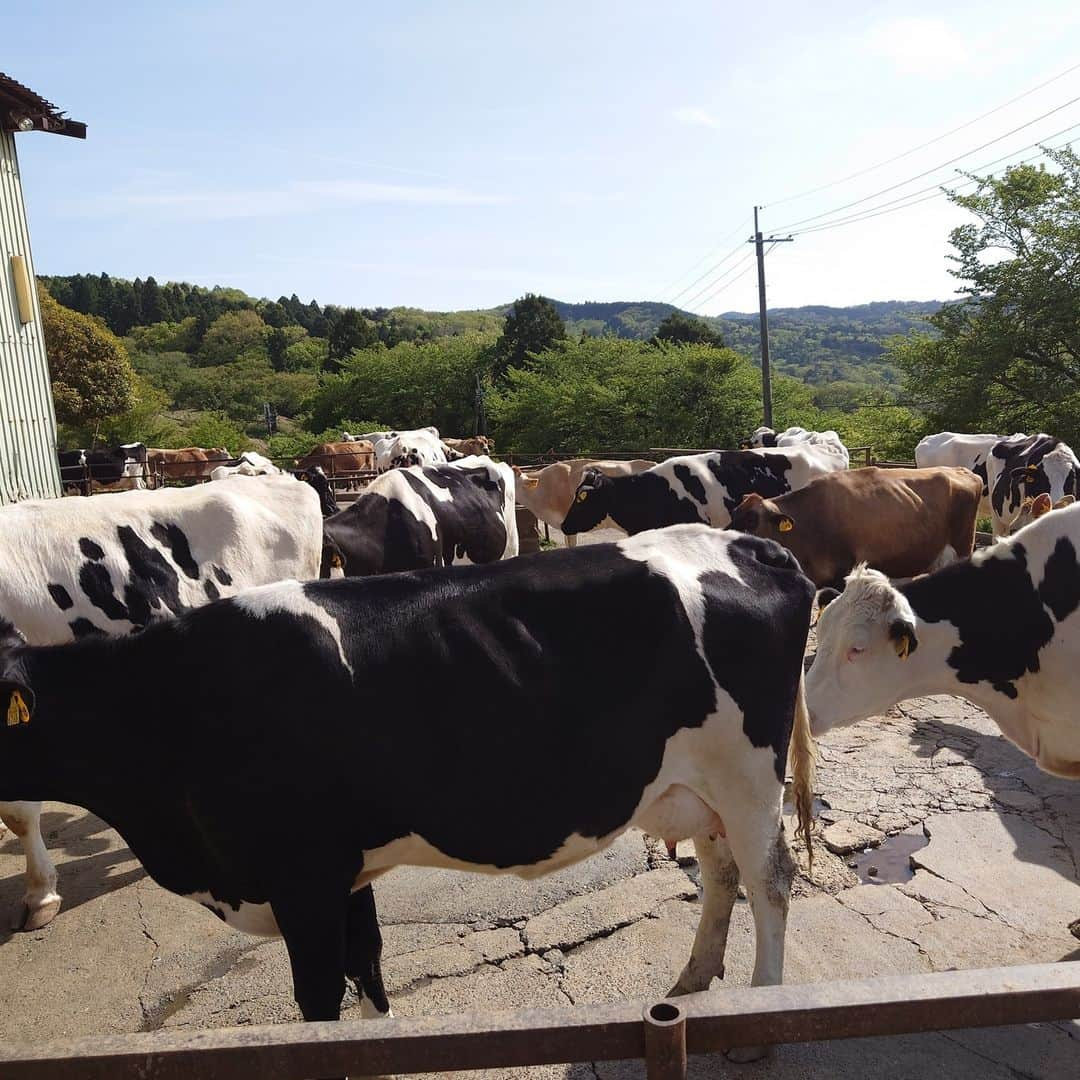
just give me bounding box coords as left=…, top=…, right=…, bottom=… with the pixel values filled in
left=725, top=1044, right=769, bottom=1063
left=21, top=896, right=62, bottom=931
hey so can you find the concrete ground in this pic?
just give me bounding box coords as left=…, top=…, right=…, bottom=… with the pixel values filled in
left=2, top=524, right=1078, bottom=1078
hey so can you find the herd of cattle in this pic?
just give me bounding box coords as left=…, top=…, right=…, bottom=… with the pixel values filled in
left=1, top=421, right=1078, bottom=1039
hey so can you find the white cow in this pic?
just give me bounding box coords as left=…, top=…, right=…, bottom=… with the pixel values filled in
left=807, top=502, right=1080, bottom=778
left=210, top=450, right=282, bottom=481
left=0, top=475, right=322, bottom=928
left=746, top=426, right=850, bottom=468
left=914, top=431, right=1025, bottom=517
left=372, top=427, right=465, bottom=472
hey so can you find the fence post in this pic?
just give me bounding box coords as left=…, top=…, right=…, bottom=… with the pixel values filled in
left=643, top=1000, right=687, bottom=1080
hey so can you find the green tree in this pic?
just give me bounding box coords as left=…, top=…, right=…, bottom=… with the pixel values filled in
left=493, top=294, right=566, bottom=379
left=653, top=311, right=725, bottom=347
left=894, top=148, right=1080, bottom=443
left=326, top=308, right=379, bottom=371
left=198, top=309, right=269, bottom=365
left=39, top=285, right=135, bottom=437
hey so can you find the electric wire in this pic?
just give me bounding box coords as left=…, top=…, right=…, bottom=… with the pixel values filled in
left=668, top=237, right=749, bottom=306
left=680, top=250, right=756, bottom=310
left=769, top=91, right=1080, bottom=234
left=766, top=59, right=1080, bottom=208
left=661, top=217, right=752, bottom=302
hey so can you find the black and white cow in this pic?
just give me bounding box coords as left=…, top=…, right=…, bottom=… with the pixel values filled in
left=0, top=523, right=816, bottom=1031
left=743, top=427, right=850, bottom=468
left=915, top=431, right=1022, bottom=518
left=807, top=502, right=1080, bottom=778
left=985, top=433, right=1079, bottom=537
left=372, top=427, right=466, bottom=472
left=0, top=475, right=323, bottom=929
left=561, top=446, right=843, bottom=538
left=57, top=443, right=148, bottom=495
left=322, top=457, right=517, bottom=576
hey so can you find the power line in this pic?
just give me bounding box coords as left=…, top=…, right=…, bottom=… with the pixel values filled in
left=766, top=59, right=1080, bottom=208
left=668, top=238, right=748, bottom=307
left=693, top=242, right=777, bottom=314
left=660, top=217, right=751, bottom=302
left=791, top=132, right=1078, bottom=237
left=680, top=250, right=756, bottom=309
left=770, top=91, right=1080, bottom=234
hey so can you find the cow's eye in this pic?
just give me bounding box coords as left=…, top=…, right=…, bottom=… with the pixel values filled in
left=577, top=490, right=588, bottom=502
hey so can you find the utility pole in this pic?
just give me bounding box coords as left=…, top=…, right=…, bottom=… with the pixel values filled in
left=750, top=206, right=793, bottom=428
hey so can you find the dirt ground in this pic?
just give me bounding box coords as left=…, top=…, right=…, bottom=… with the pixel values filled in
left=2, top=524, right=1078, bottom=1078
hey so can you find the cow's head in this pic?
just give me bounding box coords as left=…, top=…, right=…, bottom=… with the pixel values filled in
left=742, top=426, right=777, bottom=449
left=729, top=492, right=795, bottom=540
left=1006, top=450, right=1077, bottom=532
left=0, top=619, right=38, bottom=784
left=1012, top=492, right=1075, bottom=532
left=320, top=535, right=347, bottom=578
left=562, top=469, right=612, bottom=535
left=805, top=565, right=919, bottom=736
left=512, top=466, right=540, bottom=493
left=295, top=467, right=339, bottom=516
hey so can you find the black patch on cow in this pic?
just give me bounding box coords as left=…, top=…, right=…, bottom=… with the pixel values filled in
left=707, top=451, right=793, bottom=516
left=1038, top=536, right=1080, bottom=622
left=204, top=579, right=221, bottom=601
left=673, top=463, right=707, bottom=504
left=123, top=584, right=153, bottom=629
left=79, top=561, right=130, bottom=623
left=213, top=565, right=232, bottom=586
left=116, top=525, right=186, bottom=616
left=325, top=464, right=509, bottom=575
left=564, top=470, right=705, bottom=536
left=150, top=523, right=200, bottom=580
left=69, top=617, right=103, bottom=639
left=903, top=543, right=1053, bottom=699
left=972, top=458, right=988, bottom=495
left=47, top=584, right=74, bottom=611
left=79, top=538, right=105, bottom=560
left=699, top=536, right=814, bottom=779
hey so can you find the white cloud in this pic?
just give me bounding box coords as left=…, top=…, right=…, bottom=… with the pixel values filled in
left=863, top=17, right=972, bottom=77
left=64, top=180, right=510, bottom=221
left=673, top=106, right=722, bottom=130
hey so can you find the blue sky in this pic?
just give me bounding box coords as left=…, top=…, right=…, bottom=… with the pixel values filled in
left=5, top=1, right=1080, bottom=313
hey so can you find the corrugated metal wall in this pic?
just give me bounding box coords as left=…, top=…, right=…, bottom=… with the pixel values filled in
left=0, top=128, right=61, bottom=503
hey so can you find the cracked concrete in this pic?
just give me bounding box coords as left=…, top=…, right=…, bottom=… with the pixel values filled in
left=1, top=667, right=1078, bottom=1079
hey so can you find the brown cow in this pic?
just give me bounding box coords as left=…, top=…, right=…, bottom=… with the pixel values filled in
left=147, top=447, right=231, bottom=483
left=442, top=436, right=493, bottom=457
left=295, top=440, right=375, bottom=478
left=729, top=466, right=983, bottom=588
left=512, top=459, right=654, bottom=546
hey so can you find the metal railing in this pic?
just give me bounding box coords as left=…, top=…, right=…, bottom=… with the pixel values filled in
left=1, top=962, right=1076, bottom=1079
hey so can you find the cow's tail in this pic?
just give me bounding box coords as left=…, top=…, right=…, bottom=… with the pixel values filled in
left=789, top=668, right=816, bottom=871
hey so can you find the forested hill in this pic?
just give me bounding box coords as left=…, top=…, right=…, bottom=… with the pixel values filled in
left=40, top=273, right=939, bottom=387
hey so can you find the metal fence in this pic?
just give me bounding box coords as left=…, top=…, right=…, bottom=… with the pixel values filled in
left=2, top=962, right=1076, bottom=1079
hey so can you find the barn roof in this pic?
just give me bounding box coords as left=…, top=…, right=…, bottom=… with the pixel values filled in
left=0, top=72, right=86, bottom=139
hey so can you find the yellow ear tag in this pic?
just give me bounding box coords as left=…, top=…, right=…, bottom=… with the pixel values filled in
left=331, top=553, right=344, bottom=569
left=576, top=490, right=588, bottom=502
left=6, top=691, right=29, bottom=727
left=778, top=518, right=793, bottom=532
left=894, top=635, right=910, bottom=660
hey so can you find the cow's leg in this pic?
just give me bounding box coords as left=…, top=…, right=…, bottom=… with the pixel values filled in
left=669, top=833, right=739, bottom=995
left=272, top=891, right=347, bottom=1024
left=565, top=533, right=578, bottom=548
left=345, top=886, right=392, bottom=1018
left=723, top=808, right=795, bottom=1062
left=0, top=801, right=61, bottom=930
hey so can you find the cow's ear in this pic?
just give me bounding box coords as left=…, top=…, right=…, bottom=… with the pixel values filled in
left=816, top=587, right=840, bottom=609
left=524, top=476, right=539, bottom=489
left=889, top=619, right=918, bottom=660
left=1, top=681, right=35, bottom=727
left=1033, top=493, right=1054, bottom=516
left=1053, top=494, right=1075, bottom=509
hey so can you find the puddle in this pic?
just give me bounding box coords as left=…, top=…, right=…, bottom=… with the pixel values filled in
left=849, top=832, right=929, bottom=885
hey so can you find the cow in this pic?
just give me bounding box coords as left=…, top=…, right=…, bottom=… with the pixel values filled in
left=561, top=446, right=844, bottom=538
left=729, top=466, right=983, bottom=588
left=322, top=458, right=517, bottom=577
left=985, top=433, right=1080, bottom=537
left=293, top=467, right=340, bottom=517
left=0, top=475, right=323, bottom=929
left=914, top=431, right=1021, bottom=517
left=372, top=427, right=465, bottom=472
left=441, top=435, right=494, bottom=457
left=209, top=451, right=282, bottom=481
left=57, top=443, right=149, bottom=495
left=0, top=523, right=816, bottom=1033
left=806, top=502, right=1080, bottom=780
left=743, top=427, right=850, bottom=468
left=1012, top=492, right=1076, bottom=532
left=295, top=440, right=375, bottom=481
left=513, top=459, right=655, bottom=546
left=147, top=446, right=232, bottom=484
